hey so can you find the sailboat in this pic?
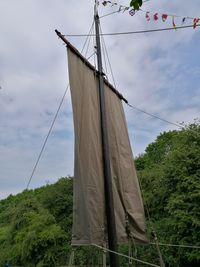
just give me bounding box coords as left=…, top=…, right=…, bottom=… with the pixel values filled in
left=55, top=1, right=149, bottom=266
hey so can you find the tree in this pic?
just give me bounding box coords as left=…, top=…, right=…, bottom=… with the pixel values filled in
left=16, top=199, right=67, bottom=266
left=130, top=0, right=143, bottom=10
left=135, top=122, right=200, bottom=266
left=0, top=123, right=199, bottom=266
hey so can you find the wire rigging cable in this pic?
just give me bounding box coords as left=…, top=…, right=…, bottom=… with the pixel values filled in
left=63, top=23, right=200, bottom=37
left=100, top=27, right=109, bottom=77
left=26, top=86, right=69, bottom=189
left=127, top=103, right=200, bottom=135
left=83, top=22, right=95, bottom=58
left=26, top=22, right=96, bottom=189
left=127, top=103, right=182, bottom=128
left=81, top=21, right=95, bottom=54
left=100, top=25, right=117, bottom=89
left=150, top=242, right=200, bottom=249
left=100, top=9, right=125, bottom=19
left=92, top=22, right=97, bottom=69
left=99, top=0, right=150, bottom=18
left=93, top=244, right=160, bottom=267
left=98, top=20, right=200, bottom=135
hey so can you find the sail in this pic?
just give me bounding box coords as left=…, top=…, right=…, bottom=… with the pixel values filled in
left=67, top=44, right=148, bottom=246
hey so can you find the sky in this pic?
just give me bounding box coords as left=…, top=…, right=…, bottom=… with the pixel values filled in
left=0, top=0, right=200, bottom=199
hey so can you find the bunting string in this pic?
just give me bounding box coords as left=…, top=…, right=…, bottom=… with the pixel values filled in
left=100, top=1, right=200, bottom=29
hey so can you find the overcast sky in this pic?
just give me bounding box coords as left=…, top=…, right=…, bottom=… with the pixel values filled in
left=0, top=0, right=200, bottom=199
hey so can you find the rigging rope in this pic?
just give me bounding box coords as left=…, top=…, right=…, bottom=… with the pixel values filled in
left=84, top=26, right=93, bottom=58
left=98, top=24, right=187, bottom=133
left=100, top=25, right=117, bottom=89
left=93, top=244, right=160, bottom=267
left=63, top=23, right=200, bottom=37
left=98, top=0, right=151, bottom=18
left=26, top=22, right=96, bottom=189
left=100, top=27, right=109, bottom=78
left=100, top=9, right=125, bottom=18
left=127, top=103, right=200, bottom=135
left=92, top=21, right=97, bottom=69
left=127, top=103, right=182, bottom=128
left=87, top=52, right=96, bottom=61
left=98, top=23, right=200, bottom=136
left=81, top=21, right=95, bottom=54
left=26, top=85, right=69, bottom=189
left=150, top=242, right=200, bottom=249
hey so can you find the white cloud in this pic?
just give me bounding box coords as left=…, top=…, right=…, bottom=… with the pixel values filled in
left=0, top=0, right=200, bottom=199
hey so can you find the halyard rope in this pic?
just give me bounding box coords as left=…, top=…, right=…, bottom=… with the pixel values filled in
left=92, top=243, right=160, bottom=267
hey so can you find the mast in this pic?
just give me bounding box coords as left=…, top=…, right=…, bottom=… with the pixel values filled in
left=94, top=2, right=120, bottom=267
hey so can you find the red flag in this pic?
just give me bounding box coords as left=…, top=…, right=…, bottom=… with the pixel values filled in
left=154, top=13, right=159, bottom=20
left=193, top=17, right=200, bottom=29
left=162, top=14, right=168, bottom=22
left=146, top=11, right=150, bottom=21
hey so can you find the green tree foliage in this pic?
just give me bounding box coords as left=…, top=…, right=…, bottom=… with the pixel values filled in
left=0, top=123, right=199, bottom=266
left=0, top=180, right=71, bottom=267
left=135, top=122, right=200, bottom=266
left=130, top=0, right=143, bottom=10
left=10, top=199, right=66, bottom=266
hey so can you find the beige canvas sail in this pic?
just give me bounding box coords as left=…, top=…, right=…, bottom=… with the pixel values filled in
left=67, top=44, right=148, bottom=246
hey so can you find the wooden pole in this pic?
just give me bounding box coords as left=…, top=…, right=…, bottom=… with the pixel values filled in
left=94, top=2, right=120, bottom=267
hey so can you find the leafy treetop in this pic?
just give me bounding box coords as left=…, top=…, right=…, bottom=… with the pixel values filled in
left=130, top=0, right=143, bottom=10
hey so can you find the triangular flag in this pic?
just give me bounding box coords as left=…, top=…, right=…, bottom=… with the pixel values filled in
left=182, top=17, right=186, bottom=24
left=111, top=2, right=117, bottom=7
left=162, top=14, right=168, bottom=22
left=123, top=7, right=129, bottom=13
left=118, top=5, right=123, bottom=12
left=172, top=16, right=177, bottom=29
left=129, top=9, right=135, bottom=16
left=193, top=17, right=200, bottom=29
left=154, top=13, right=159, bottom=20
left=146, top=11, right=150, bottom=21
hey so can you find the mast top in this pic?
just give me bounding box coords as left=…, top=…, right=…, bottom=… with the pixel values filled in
left=94, top=0, right=99, bottom=17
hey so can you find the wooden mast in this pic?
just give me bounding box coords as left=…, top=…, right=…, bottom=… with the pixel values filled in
left=94, top=1, right=120, bottom=267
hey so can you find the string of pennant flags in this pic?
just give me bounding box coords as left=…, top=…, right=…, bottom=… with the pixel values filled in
left=100, top=1, right=200, bottom=29
left=143, top=10, right=199, bottom=29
